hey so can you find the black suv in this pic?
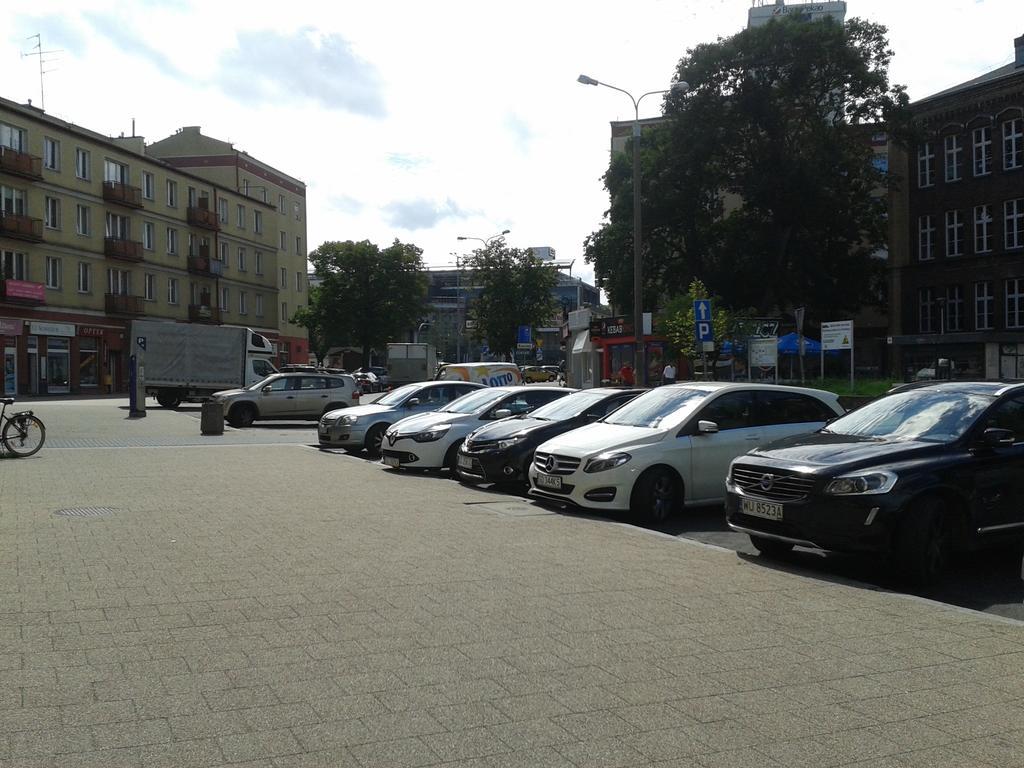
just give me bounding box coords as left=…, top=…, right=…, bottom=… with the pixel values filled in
left=456, top=388, right=643, bottom=488
left=725, top=381, right=1024, bottom=585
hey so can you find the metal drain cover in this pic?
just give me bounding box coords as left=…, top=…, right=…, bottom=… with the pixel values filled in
left=54, top=507, right=119, bottom=518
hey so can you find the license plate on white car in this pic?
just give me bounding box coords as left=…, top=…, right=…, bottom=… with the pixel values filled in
left=457, top=454, right=474, bottom=470
left=741, top=498, right=783, bottom=520
left=383, top=455, right=400, bottom=467
left=535, top=473, right=562, bottom=490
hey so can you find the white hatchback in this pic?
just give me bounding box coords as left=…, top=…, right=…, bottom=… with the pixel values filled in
left=528, top=382, right=843, bottom=523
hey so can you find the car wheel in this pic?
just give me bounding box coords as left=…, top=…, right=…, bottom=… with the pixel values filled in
left=156, top=390, right=181, bottom=409
left=749, top=535, right=794, bottom=558
left=896, top=496, right=951, bottom=587
left=365, top=424, right=387, bottom=458
left=228, top=404, right=256, bottom=428
left=444, top=441, right=464, bottom=475
left=631, top=468, right=680, bottom=525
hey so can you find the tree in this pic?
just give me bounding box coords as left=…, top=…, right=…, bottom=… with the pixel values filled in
left=584, top=16, right=910, bottom=325
left=292, top=286, right=330, bottom=365
left=663, top=279, right=752, bottom=374
left=305, top=239, right=427, bottom=367
left=465, top=243, right=558, bottom=361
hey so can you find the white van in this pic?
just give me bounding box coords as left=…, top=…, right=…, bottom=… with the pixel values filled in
left=436, top=362, right=523, bottom=387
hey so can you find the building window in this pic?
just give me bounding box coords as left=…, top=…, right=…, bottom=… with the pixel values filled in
left=278, top=194, right=285, bottom=214
left=917, top=142, right=934, bottom=188
left=75, top=204, right=90, bottom=236
left=142, top=222, right=155, bottom=251
left=187, top=186, right=197, bottom=208
left=943, top=135, right=962, bottom=182
left=918, top=288, right=934, bottom=333
left=104, top=159, right=127, bottom=184
left=255, top=250, right=263, bottom=275
left=237, top=247, right=246, bottom=271
left=75, top=148, right=90, bottom=180
left=167, top=278, right=179, bottom=305
left=167, top=227, right=178, bottom=255
left=944, top=210, right=963, bottom=257
left=236, top=204, right=245, bottom=229
left=255, top=294, right=263, bottom=317
left=295, top=236, right=302, bottom=255
left=1, top=250, right=27, bottom=280
left=974, top=205, right=993, bottom=253
left=1008, top=278, right=1024, bottom=328
left=279, top=231, right=287, bottom=250
left=280, top=267, right=287, bottom=288
left=217, top=198, right=228, bottom=224
left=1004, top=118, right=1023, bottom=171
left=973, top=126, right=992, bottom=176
left=1, top=185, right=26, bottom=216
left=221, top=286, right=229, bottom=313
left=166, top=179, right=177, bottom=207
left=77, top=262, right=91, bottom=293
left=0, top=123, right=26, bottom=151
left=945, top=285, right=963, bottom=331
left=293, top=202, right=300, bottom=221
left=106, top=212, right=129, bottom=240
left=189, top=281, right=198, bottom=306
left=239, top=291, right=247, bottom=315
left=45, top=256, right=61, bottom=289
left=144, top=273, right=156, bottom=301
left=187, top=233, right=197, bottom=258
left=281, top=301, right=288, bottom=323
left=255, top=209, right=265, bottom=234
left=1005, top=199, right=1024, bottom=250
left=44, top=196, right=60, bottom=229
left=976, top=281, right=994, bottom=330
left=107, top=268, right=130, bottom=295
left=43, top=137, right=60, bottom=171
left=219, top=241, right=228, bottom=264
left=142, top=171, right=155, bottom=200
left=918, top=215, right=935, bottom=260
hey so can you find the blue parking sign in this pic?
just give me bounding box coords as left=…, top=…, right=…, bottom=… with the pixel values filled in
left=694, top=300, right=713, bottom=342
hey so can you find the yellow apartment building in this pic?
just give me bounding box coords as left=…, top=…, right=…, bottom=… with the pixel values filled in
left=0, top=96, right=308, bottom=395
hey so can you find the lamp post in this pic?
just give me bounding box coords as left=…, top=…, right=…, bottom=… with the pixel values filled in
left=577, top=74, right=688, bottom=385
left=413, top=321, right=431, bottom=344
left=456, top=230, right=510, bottom=363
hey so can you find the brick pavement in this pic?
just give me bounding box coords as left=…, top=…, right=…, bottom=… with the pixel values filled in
left=1, top=399, right=1023, bottom=766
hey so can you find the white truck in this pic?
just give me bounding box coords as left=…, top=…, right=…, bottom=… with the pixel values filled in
left=132, top=321, right=278, bottom=408
left=386, top=342, right=437, bottom=386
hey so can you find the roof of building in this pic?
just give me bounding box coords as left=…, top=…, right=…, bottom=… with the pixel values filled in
left=915, top=61, right=1021, bottom=106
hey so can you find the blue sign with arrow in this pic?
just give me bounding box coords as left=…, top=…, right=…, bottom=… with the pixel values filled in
left=694, top=299, right=713, bottom=343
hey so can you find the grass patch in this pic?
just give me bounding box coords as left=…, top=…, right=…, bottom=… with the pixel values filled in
left=802, top=378, right=895, bottom=398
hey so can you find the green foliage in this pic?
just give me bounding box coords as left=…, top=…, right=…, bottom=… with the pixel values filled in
left=291, top=286, right=329, bottom=364
left=584, top=16, right=910, bottom=326
left=303, top=239, right=427, bottom=367
left=465, top=243, right=559, bottom=360
left=663, top=278, right=751, bottom=364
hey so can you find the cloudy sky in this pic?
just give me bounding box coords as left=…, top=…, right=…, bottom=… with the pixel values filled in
left=3, top=0, right=1020, bottom=286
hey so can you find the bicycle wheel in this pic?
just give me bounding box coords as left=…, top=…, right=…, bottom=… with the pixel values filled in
left=2, top=414, right=46, bottom=458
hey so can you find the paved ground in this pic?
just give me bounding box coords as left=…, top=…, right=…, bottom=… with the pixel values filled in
left=2, top=398, right=1024, bottom=766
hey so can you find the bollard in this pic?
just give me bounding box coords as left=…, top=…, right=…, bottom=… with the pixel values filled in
left=200, top=401, right=224, bottom=435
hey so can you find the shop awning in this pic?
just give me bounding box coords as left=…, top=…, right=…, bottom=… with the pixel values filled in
left=571, top=330, right=592, bottom=354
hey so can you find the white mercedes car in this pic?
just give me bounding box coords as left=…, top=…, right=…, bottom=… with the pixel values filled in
left=528, top=382, right=843, bottom=523
left=381, top=385, right=572, bottom=471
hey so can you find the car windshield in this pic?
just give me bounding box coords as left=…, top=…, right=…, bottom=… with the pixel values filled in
left=824, top=390, right=994, bottom=443
left=529, top=390, right=614, bottom=421
left=246, top=375, right=279, bottom=391
left=441, top=388, right=509, bottom=414
left=375, top=384, right=419, bottom=406
left=603, top=387, right=711, bottom=428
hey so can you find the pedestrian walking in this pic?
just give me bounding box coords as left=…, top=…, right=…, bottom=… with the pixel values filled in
left=662, top=361, right=676, bottom=385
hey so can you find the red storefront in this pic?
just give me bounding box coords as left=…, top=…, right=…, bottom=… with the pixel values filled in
left=588, top=315, right=671, bottom=385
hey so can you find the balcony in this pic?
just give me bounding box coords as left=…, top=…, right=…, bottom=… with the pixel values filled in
left=0, top=146, right=43, bottom=180
left=104, top=293, right=145, bottom=315
left=187, top=205, right=220, bottom=231
left=102, top=181, right=144, bottom=209
left=187, top=253, right=224, bottom=277
left=104, top=237, right=144, bottom=262
left=189, top=304, right=221, bottom=324
left=0, top=212, right=43, bottom=243
left=0, top=279, right=45, bottom=304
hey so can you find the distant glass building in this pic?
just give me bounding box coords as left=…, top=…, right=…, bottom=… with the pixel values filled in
left=747, top=0, right=847, bottom=28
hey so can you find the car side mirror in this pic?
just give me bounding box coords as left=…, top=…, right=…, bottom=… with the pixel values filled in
left=982, top=427, right=1015, bottom=448
left=406, top=398, right=420, bottom=407
left=493, top=409, right=512, bottom=419
left=262, top=385, right=272, bottom=394
left=697, top=420, right=719, bottom=434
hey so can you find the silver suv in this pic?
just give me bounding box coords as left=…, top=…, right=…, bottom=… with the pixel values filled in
left=319, top=380, right=482, bottom=456
left=212, top=372, right=360, bottom=428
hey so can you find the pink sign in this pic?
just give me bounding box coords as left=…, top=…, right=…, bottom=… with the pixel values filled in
left=0, top=318, right=23, bottom=335
left=3, top=280, right=45, bottom=302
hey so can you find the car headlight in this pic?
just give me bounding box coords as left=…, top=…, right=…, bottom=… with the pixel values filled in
left=824, top=471, right=898, bottom=496
left=584, top=452, right=632, bottom=473
left=496, top=435, right=527, bottom=450
left=412, top=424, right=451, bottom=443
left=339, top=414, right=358, bottom=425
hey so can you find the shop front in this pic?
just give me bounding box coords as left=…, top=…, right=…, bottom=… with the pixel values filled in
left=588, top=315, right=670, bottom=386
left=1, top=318, right=22, bottom=396
left=0, top=319, right=125, bottom=395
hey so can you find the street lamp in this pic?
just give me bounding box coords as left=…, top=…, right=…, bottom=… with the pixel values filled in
left=413, top=321, right=431, bottom=344
left=455, top=230, right=510, bottom=363
left=578, top=74, right=689, bottom=385
left=456, top=229, right=510, bottom=248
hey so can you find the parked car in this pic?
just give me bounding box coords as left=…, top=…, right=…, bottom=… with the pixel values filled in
left=211, top=372, right=360, bottom=428
left=457, top=388, right=644, bottom=488
left=382, top=386, right=573, bottom=472
left=725, top=381, right=1024, bottom=585
left=319, top=380, right=483, bottom=456
left=368, top=366, right=390, bottom=388
left=522, top=366, right=557, bottom=383
left=352, top=370, right=381, bottom=394
left=528, top=383, right=843, bottom=523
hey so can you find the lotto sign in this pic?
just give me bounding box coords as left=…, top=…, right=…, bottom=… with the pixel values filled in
left=821, top=320, right=853, bottom=350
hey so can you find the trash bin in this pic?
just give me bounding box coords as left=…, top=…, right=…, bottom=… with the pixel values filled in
left=200, top=401, right=224, bottom=435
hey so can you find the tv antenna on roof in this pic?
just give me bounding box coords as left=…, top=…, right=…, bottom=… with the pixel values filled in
left=22, top=34, right=62, bottom=111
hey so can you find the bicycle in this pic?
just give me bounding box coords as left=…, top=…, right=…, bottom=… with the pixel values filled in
left=0, top=398, right=46, bottom=458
